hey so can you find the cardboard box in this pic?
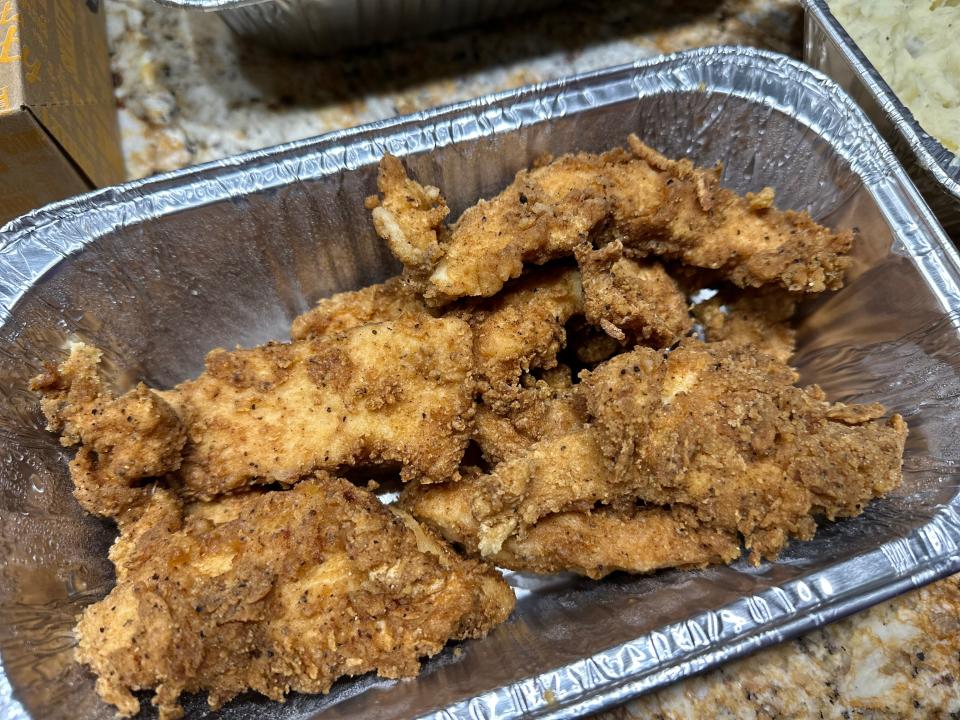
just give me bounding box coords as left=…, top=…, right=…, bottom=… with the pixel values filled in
left=0, top=0, right=124, bottom=224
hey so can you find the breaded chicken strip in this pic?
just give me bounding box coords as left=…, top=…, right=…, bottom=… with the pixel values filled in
left=472, top=366, right=583, bottom=465
left=290, top=276, right=430, bottom=341
left=582, top=340, right=908, bottom=562
left=402, top=480, right=740, bottom=579
left=159, top=316, right=474, bottom=497
left=575, top=240, right=691, bottom=346
left=372, top=153, right=606, bottom=305
left=410, top=340, right=906, bottom=567
left=76, top=476, right=514, bottom=720
left=692, top=289, right=798, bottom=363
left=29, top=344, right=186, bottom=520
left=35, top=317, right=474, bottom=506
left=435, top=429, right=622, bottom=557
left=373, top=136, right=852, bottom=304
left=455, top=265, right=583, bottom=412
left=368, top=154, right=450, bottom=289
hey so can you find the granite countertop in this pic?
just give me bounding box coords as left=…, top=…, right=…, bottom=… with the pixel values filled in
left=104, top=0, right=960, bottom=717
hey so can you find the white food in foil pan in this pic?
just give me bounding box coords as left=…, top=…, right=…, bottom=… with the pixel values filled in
left=804, top=0, right=960, bottom=235
left=827, top=0, right=959, bottom=154
left=1, top=47, right=960, bottom=719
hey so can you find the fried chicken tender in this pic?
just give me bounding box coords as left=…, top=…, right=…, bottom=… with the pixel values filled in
left=290, top=276, right=430, bottom=341
left=693, top=289, right=798, bottom=363
left=76, top=476, right=515, bottom=720
left=402, top=480, right=740, bottom=579
left=616, top=136, right=852, bottom=293
left=472, top=366, right=583, bottom=464
left=158, top=316, right=474, bottom=497
left=582, top=340, right=908, bottom=562
left=575, top=240, right=691, bottom=346
left=431, top=429, right=623, bottom=557
left=29, top=344, right=186, bottom=520
left=35, top=318, right=474, bottom=507
left=456, top=265, right=583, bottom=411
left=369, top=155, right=449, bottom=288
left=374, top=153, right=606, bottom=306
left=374, top=136, right=852, bottom=304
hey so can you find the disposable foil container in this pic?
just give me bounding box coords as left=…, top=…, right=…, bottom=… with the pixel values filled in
left=153, top=0, right=562, bottom=55
left=803, top=0, right=960, bottom=237
left=2, top=46, right=960, bottom=719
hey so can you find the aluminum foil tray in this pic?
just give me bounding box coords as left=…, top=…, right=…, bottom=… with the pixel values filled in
left=2, top=46, right=960, bottom=720
left=802, top=0, right=960, bottom=237
left=154, top=0, right=562, bottom=55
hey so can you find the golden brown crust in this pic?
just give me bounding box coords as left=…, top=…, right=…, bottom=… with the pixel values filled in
left=453, top=265, right=583, bottom=412
left=290, top=276, right=431, bottom=341
left=35, top=317, right=476, bottom=511
left=472, top=372, right=584, bottom=465
left=374, top=137, right=853, bottom=304
left=76, top=477, right=514, bottom=719
left=160, top=316, right=475, bottom=497
left=407, top=429, right=621, bottom=558
left=369, top=155, right=449, bottom=289
left=581, top=340, right=907, bottom=562
left=692, top=288, right=798, bottom=363
left=403, top=480, right=741, bottom=579
left=29, top=344, right=186, bottom=520
left=620, top=136, right=853, bottom=293
left=575, top=240, right=692, bottom=347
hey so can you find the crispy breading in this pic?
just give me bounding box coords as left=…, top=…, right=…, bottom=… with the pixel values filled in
left=402, top=480, right=740, bottom=579
left=369, top=155, right=449, bottom=288
left=290, top=276, right=430, bottom=341
left=615, top=136, right=853, bottom=293
left=575, top=240, right=691, bottom=346
left=35, top=318, right=475, bottom=507
left=373, top=154, right=606, bottom=306
left=433, top=429, right=623, bottom=557
left=160, top=316, right=474, bottom=497
left=472, top=368, right=583, bottom=465
left=692, top=289, right=798, bottom=363
left=582, top=340, right=908, bottom=562
left=454, top=265, right=583, bottom=412
left=76, top=476, right=515, bottom=720
left=374, top=136, right=853, bottom=304
left=29, top=344, right=186, bottom=520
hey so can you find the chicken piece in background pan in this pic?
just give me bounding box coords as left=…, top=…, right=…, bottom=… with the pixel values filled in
left=372, top=136, right=853, bottom=305
left=77, top=475, right=515, bottom=720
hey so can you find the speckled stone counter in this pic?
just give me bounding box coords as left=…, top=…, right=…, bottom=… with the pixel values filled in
left=103, top=0, right=960, bottom=716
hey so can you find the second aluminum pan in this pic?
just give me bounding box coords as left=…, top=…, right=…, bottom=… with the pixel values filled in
left=153, top=0, right=562, bottom=54
left=2, top=47, right=960, bottom=719
left=803, top=0, right=960, bottom=237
